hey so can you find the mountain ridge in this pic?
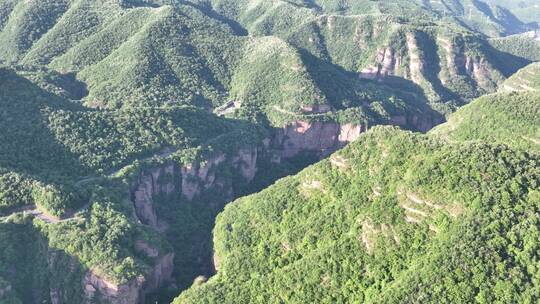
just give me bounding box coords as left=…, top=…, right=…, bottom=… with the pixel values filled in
left=0, top=0, right=539, bottom=303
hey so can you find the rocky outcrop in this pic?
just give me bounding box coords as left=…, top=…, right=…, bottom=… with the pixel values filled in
left=83, top=271, right=144, bottom=304
left=131, top=147, right=260, bottom=225
left=464, top=55, right=498, bottom=90
left=360, top=47, right=406, bottom=80
left=272, top=116, right=440, bottom=159
left=180, top=154, right=227, bottom=201
left=132, top=164, right=175, bottom=230
left=82, top=251, right=174, bottom=304
left=438, top=36, right=466, bottom=82
left=406, top=32, right=424, bottom=85
left=438, top=34, right=500, bottom=92
left=359, top=32, right=424, bottom=83
left=360, top=31, right=503, bottom=99
left=232, top=148, right=258, bottom=182
left=273, top=121, right=364, bottom=158
left=125, top=147, right=262, bottom=302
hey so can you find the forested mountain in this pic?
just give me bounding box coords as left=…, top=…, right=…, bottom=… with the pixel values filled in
left=501, top=61, right=540, bottom=92
left=176, top=79, right=540, bottom=303
left=0, top=0, right=538, bottom=303
left=489, top=30, right=540, bottom=62
left=432, top=93, right=539, bottom=153
left=487, top=0, right=540, bottom=24
left=0, top=0, right=532, bottom=115
left=175, top=126, right=540, bottom=303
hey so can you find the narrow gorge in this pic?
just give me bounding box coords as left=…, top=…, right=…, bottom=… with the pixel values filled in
left=118, top=112, right=443, bottom=303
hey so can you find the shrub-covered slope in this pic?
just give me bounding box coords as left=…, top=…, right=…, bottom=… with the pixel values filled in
left=431, top=91, right=540, bottom=153
left=0, top=66, right=259, bottom=216
left=0, top=64, right=266, bottom=303
left=500, top=62, right=540, bottom=92
left=487, top=0, right=540, bottom=24
left=430, top=0, right=536, bottom=37
left=0, top=0, right=538, bottom=303
left=175, top=127, right=540, bottom=303
left=0, top=0, right=531, bottom=115
left=204, top=0, right=535, bottom=37
left=489, top=31, right=540, bottom=62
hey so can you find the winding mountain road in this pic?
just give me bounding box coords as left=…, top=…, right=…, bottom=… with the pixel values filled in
left=1, top=146, right=182, bottom=225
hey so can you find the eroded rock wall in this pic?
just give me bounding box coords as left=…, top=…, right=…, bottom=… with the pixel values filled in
left=273, top=122, right=364, bottom=158
left=360, top=31, right=503, bottom=98
left=131, top=146, right=260, bottom=229
left=125, top=117, right=439, bottom=303
left=82, top=248, right=174, bottom=304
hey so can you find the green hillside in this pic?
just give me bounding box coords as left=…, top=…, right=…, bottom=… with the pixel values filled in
left=431, top=91, right=540, bottom=153
left=500, top=62, right=540, bottom=92
left=0, top=0, right=531, bottom=115
left=0, top=0, right=538, bottom=303
left=422, top=0, right=536, bottom=36
left=205, top=0, right=535, bottom=37
left=284, top=13, right=520, bottom=110
left=0, top=64, right=266, bottom=302
left=0, top=66, right=260, bottom=216
left=487, top=0, right=540, bottom=24
left=489, top=31, right=540, bottom=62
left=175, top=127, right=540, bottom=303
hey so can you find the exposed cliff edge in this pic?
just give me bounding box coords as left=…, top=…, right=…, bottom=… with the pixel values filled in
left=126, top=115, right=442, bottom=303
left=272, top=122, right=364, bottom=158
left=360, top=32, right=503, bottom=100
left=82, top=246, right=174, bottom=304
left=130, top=146, right=259, bottom=229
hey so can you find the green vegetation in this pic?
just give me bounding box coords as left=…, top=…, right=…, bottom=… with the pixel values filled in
left=207, top=0, right=534, bottom=37
left=0, top=65, right=262, bottom=215
left=0, top=212, right=105, bottom=304
left=176, top=127, right=540, bottom=303
left=0, top=0, right=539, bottom=303
left=0, top=0, right=530, bottom=117
left=0, top=64, right=263, bottom=296
left=489, top=32, right=540, bottom=62
left=487, top=0, right=540, bottom=24
left=501, top=62, right=540, bottom=92
left=431, top=91, right=540, bottom=153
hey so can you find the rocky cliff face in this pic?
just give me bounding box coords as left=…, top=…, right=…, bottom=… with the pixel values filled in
left=360, top=31, right=503, bottom=99
left=273, top=122, right=364, bottom=158
left=83, top=271, right=143, bottom=304
left=131, top=147, right=260, bottom=230
left=180, top=154, right=228, bottom=201
left=82, top=247, right=174, bottom=304
left=125, top=117, right=439, bottom=303
left=359, top=32, right=422, bottom=82
left=130, top=116, right=437, bottom=230
left=132, top=164, right=175, bottom=230
left=123, top=147, right=261, bottom=303
left=438, top=35, right=500, bottom=92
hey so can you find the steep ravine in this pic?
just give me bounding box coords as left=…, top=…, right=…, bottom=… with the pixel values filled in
left=0, top=114, right=442, bottom=304
left=124, top=115, right=440, bottom=303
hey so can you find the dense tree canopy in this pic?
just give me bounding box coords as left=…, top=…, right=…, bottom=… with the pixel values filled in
left=0, top=0, right=538, bottom=303
left=176, top=127, right=540, bottom=303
